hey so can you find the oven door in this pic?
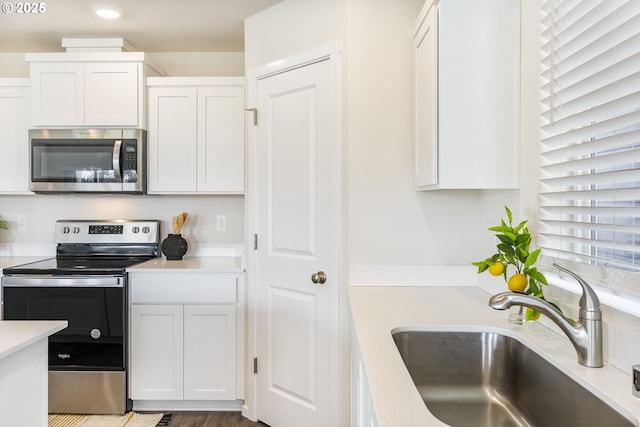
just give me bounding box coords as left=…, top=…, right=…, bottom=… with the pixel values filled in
left=1, top=275, right=126, bottom=370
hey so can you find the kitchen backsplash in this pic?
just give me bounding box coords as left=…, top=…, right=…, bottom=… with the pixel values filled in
left=0, top=194, right=245, bottom=254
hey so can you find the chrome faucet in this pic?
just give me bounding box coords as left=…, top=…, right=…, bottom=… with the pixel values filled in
left=489, top=263, right=603, bottom=368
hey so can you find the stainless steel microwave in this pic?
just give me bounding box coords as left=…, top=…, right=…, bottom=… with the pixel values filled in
left=29, top=129, right=147, bottom=194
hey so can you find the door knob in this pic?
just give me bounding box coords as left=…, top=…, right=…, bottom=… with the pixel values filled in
left=311, top=271, right=327, bottom=284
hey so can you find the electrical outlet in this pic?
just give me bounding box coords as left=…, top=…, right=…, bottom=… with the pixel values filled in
left=216, top=215, right=227, bottom=232
left=17, top=214, right=27, bottom=231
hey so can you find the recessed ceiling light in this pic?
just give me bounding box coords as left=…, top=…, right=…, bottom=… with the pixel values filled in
left=93, top=4, right=122, bottom=19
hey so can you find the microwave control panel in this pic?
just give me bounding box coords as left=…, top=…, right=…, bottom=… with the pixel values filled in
left=122, top=141, right=138, bottom=171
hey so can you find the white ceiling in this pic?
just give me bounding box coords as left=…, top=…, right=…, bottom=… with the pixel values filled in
left=0, top=0, right=284, bottom=53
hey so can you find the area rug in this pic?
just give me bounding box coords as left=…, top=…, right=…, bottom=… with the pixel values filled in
left=48, top=412, right=166, bottom=427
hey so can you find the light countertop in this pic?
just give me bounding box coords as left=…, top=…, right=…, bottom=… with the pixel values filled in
left=348, top=286, right=640, bottom=427
left=128, top=256, right=244, bottom=273
left=0, top=320, right=67, bottom=360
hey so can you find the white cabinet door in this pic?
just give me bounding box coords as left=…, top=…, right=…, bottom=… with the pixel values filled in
left=30, top=62, right=84, bottom=126
left=85, top=62, right=139, bottom=126
left=0, top=82, right=30, bottom=193
left=351, top=325, right=379, bottom=427
left=147, top=87, right=198, bottom=192
left=183, top=305, right=237, bottom=400
left=130, top=305, right=184, bottom=400
left=30, top=61, right=140, bottom=127
left=197, top=87, right=245, bottom=193
left=414, top=0, right=520, bottom=190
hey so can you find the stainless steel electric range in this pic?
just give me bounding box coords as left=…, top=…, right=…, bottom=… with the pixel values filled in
left=1, top=219, right=160, bottom=415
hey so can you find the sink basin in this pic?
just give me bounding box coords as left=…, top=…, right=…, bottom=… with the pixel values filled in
left=392, top=330, right=635, bottom=427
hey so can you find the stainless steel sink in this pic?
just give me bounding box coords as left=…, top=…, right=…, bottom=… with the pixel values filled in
left=392, top=330, right=636, bottom=427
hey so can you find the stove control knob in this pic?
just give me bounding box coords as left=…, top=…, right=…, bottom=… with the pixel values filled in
left=62, top=226, right=70, bottom=234
left=72, top=226, right=80, bottom=234
left=132, top=226, right=140, bottom=233
left=142, top=226, right=150, bottom=234
left=90, top=328, right=101, bottom=340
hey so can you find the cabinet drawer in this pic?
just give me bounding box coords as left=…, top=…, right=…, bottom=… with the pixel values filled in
left=130, top=276, right=237, bottom=304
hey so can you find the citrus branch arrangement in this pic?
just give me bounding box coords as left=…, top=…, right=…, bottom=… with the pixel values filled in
left=472, top=206, right=557, bottom=321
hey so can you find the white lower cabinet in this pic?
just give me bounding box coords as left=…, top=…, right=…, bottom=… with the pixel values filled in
left=183, top=304, right=236, bottom=400
left=129, top=274, right=240, bottom=403
left=351, top=324, right=379, bottom=427
left=130, top=305, right=184, bottom=400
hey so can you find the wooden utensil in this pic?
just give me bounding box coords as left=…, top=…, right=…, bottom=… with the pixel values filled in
left=172, top=212, right=189, bottom=234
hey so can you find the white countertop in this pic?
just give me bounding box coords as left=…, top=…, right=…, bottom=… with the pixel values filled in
left=128, top=256, right=244, bottom=273
left=348, top=286, right=640, bottom=427
left=0, top=320, right=67, bottom=360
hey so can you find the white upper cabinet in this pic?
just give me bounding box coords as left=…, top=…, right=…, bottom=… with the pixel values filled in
left=0, top=79, right=30, bottom=194
left=147, top=77, right=245, bottom=194
left=414, top=0, right=520, bottom=190
left=84, top=62, right=139, bottom=126
left=27, top=53, right=156, bottom=127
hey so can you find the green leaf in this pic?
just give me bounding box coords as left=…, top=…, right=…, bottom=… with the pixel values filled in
left=514, top=219, right=528, bottom=233
left=504, top=254, right=517, bottom=265
left=498, top=243, right=515, bottom=256
left=515, top=233, right=530, bottom=247
left=525, top=268, right=549, bottom=286
left=524, top=248, right=541, bottom=268
left=505, top=206, right=513, bottom=224
left=475, top=264, right=489, bottom=273
left=538, top=272, right=549, bottom=286
left=496, top=234, right=514, bottom=246
left=504, top=231, right=518, bottom=241
left=528, top=277, right=541, bottom=296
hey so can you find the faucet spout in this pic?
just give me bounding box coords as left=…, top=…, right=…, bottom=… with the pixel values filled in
left=488, top=264, right=603, bottom=368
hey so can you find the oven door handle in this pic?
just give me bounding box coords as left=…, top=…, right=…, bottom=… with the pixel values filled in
left=2, top=276, right=124, bottom=287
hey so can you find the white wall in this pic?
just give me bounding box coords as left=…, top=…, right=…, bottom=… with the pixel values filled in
left=346, top=0, right=519, bottom=269
left=0, top=53, right=29, bottom=76
left=147, top=52, right=245, bottom=76
left=244, top=0, right=346, bottom=71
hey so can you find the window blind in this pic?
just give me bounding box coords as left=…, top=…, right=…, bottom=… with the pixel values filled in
left=538, top=0, right=640, bottom=296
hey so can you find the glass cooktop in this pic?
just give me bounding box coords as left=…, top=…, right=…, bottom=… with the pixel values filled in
left=3, top=257, right=154, bottom=275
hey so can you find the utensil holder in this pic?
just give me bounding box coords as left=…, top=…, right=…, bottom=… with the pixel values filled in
left=161, top=233, right=188, bottom=260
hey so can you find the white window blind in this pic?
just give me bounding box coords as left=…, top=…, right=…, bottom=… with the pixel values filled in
left=539, top=0, right=640, bottom=296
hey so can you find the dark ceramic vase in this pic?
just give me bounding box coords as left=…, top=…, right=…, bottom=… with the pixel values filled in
left=161, top=233, right=188, bottom=260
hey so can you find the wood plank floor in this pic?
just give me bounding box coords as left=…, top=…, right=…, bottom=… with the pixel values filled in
left=160, top=411, right=269, bottom=427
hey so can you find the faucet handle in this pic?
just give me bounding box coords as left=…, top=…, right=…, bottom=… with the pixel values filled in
left=553, top=263, right=601, bottom=314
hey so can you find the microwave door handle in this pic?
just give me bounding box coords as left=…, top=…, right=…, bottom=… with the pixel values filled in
left=113, top=139, right=123, bottom=182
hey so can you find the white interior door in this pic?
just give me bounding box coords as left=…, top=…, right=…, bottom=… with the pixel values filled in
left=254, top=56, right=340, bottom=427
